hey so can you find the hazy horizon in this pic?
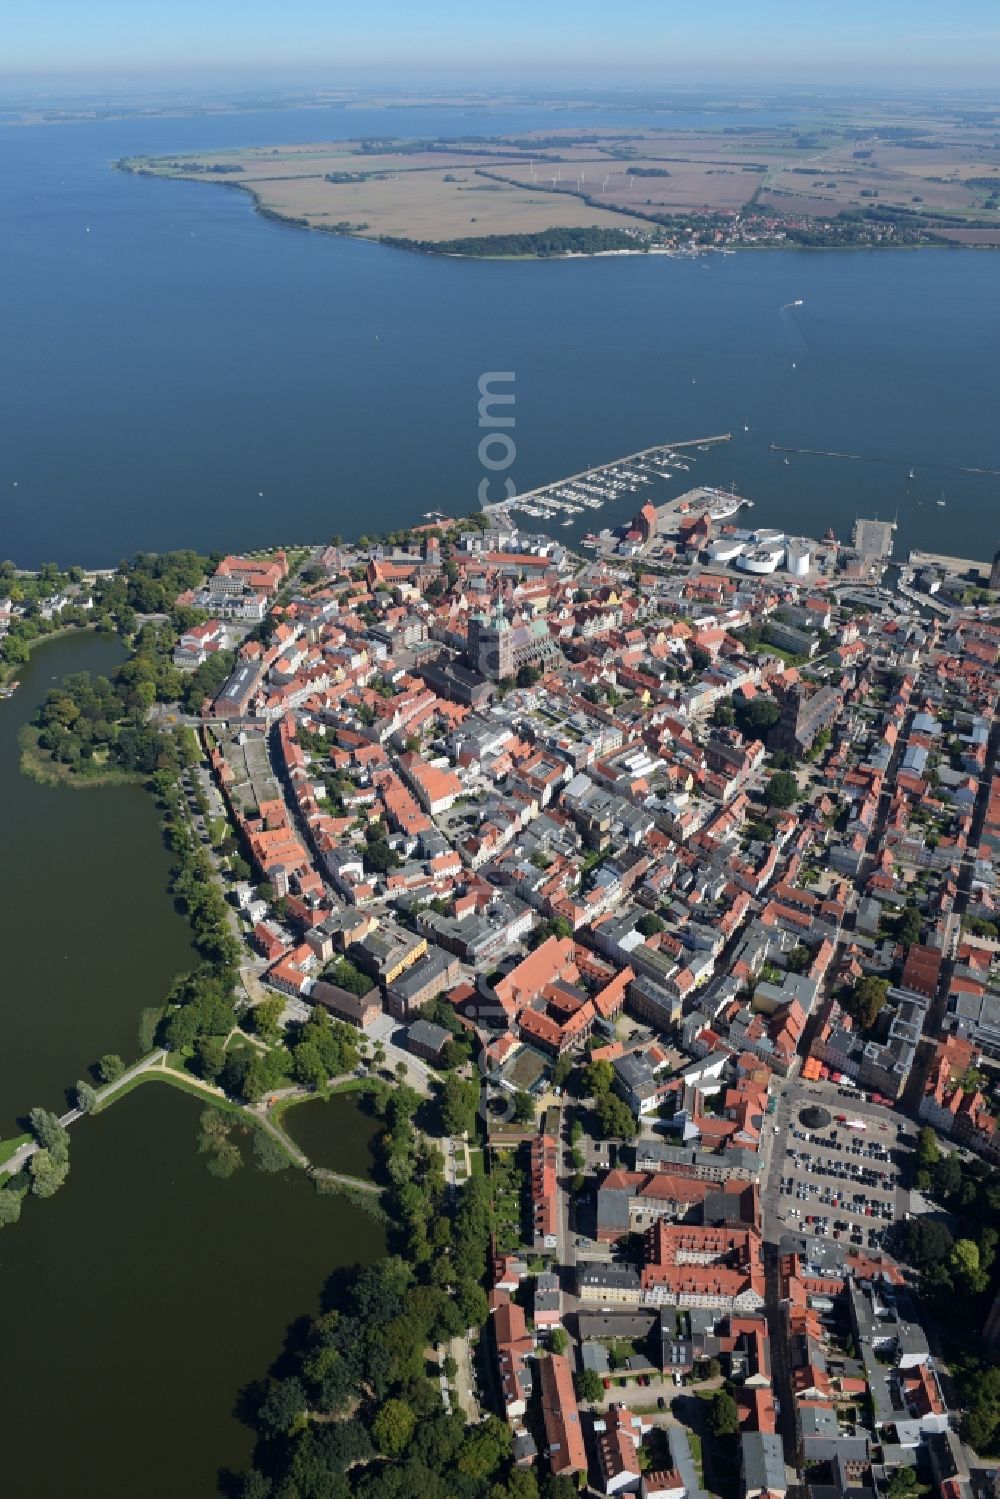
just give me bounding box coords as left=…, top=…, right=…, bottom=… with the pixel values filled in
left=2, top=0, right=1000, bottom=93
left=4, top=76, right=1000, bottom=111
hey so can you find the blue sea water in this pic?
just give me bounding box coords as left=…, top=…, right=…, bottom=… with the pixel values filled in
left=1, top=103, right=998, bottom=566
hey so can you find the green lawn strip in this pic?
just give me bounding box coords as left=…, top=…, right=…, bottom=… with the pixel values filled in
left=0, top=1133, right=31, bottom=1166
left=181, top=726, right=204, bottom=763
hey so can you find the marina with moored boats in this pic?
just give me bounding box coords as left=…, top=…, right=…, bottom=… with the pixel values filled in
left=482, top=433, right=733, bottom=527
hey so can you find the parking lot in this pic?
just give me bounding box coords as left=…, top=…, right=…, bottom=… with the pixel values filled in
left=772, top=1096, right=912, bottom=1255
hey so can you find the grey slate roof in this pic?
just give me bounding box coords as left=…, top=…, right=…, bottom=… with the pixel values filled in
left=741, top=1430, right=786, bottom=1494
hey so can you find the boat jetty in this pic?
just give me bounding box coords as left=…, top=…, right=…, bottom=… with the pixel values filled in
left=483, top=433, right=731, bottom=526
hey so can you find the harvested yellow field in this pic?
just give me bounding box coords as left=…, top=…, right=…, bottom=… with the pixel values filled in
left=492, top=158, right=762, bottom=214
left=251, top=166, right=650, bottom=240
left=120, top=111, right=1000, bottom=251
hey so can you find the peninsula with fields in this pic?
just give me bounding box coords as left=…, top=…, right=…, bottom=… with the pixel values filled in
left=8, top=0, right=1000, bottom=1488
left=118, top=97, right=1000, bottom=256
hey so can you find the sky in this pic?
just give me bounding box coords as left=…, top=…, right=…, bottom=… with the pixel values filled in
left=2, top=0, right=1000, bottom=89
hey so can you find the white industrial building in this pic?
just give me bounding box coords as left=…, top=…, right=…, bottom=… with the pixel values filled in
left=785, top=537, right=811, bottom=577
left=706, top=537, right=745, bottom=563
left=737, top=545, right=784, bottom=575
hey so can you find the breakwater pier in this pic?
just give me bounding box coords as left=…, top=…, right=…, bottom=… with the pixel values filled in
left=770, top=443, right=1000, bottom=480
left=484, top=434, right=732, bottom=524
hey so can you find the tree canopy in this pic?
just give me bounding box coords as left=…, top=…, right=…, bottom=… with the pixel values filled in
left=765, top=770, right=798, bottom=808
left=846, top=975, right=890, bottom=1032
left=595, top=1093, right=638, bottom=1140
left=708, top=1389, right=740, bottom=1436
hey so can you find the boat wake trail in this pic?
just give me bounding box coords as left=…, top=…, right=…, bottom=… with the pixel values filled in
left=779, top=298, right=808, bottom=365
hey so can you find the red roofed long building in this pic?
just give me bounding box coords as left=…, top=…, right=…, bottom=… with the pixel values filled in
left=539, top=1352, right=587, bottom=1476
left=640, top=1222, right=765, bottom=1312
left=531, top=1134, right=559, bottom=1250
left=902, top=943, right=943, bottom=999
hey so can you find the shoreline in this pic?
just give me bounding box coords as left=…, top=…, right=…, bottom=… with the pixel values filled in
left=0, top=620, right=97, bottom=687
left=18, top=722, right=143, bottom=790
left=115, top=161, right=993, bottom=259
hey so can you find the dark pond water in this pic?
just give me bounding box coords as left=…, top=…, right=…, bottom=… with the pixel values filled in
left=282, top=1089, right=382, bottom=1177
left=0, top=629, right=196, bottom=1131
left=0, top=1082, right=385, bottom=1497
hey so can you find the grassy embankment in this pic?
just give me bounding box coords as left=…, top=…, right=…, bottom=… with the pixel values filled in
left=0, top=1134, right=31, bottom=1167
left=94, top=1063, right=243, bottom=1118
